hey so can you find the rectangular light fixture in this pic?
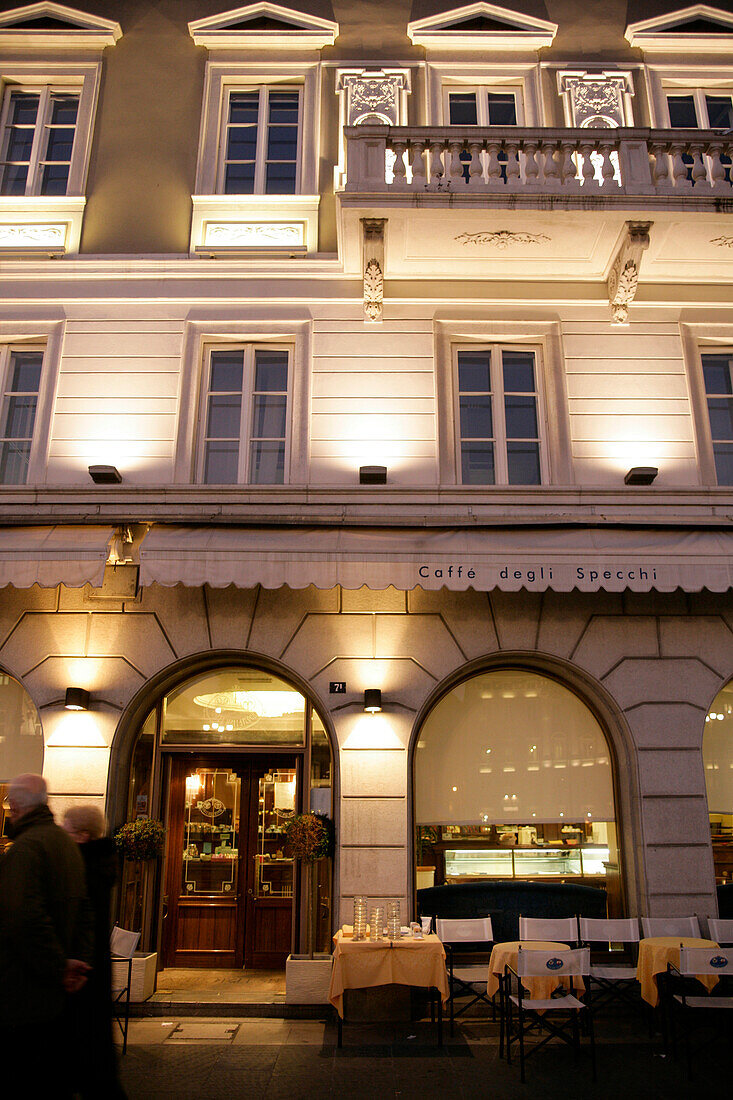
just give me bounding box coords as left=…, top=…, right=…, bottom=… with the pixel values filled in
left=364, top=689, right=382, bottom=713
left=65, top=687, right=90, bottom=711
left=624, top=466, right=658, bottom=485
left=359, top=465, right=387, bottom=485
left=89, top=465, right=122, bottom=484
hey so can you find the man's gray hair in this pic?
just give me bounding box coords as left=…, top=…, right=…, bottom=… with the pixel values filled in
left=9, top=773, right=48, bottom=812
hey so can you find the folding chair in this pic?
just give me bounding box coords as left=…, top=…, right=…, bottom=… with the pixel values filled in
left=708, top=918, right=733, bottom=945
left=435, top=916, right=494, bottom=1034
left=667, top=945, right=733, bottom=1079
left=110, top=925, right=141, bottom=1054
left=580, top=916, right=640, bottom=1012
left=641, top=916, right=700, bottom=938
left=518, top=915, right=579, bottom=945
left=504, top=946, right=595, bottom=1083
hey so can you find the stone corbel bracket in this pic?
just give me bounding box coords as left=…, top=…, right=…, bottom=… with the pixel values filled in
left=607, top=221, right=652, bottom=325
left=362, top=218, right=386, bottom=323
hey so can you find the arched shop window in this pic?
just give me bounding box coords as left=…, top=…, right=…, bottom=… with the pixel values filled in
left=0, top=670, right=43, bottom=851
left=121, top=665, right=333, bottom=958
left=414, top=669, right=621, bottom=911
left=704, top=682, right=733, bottom=886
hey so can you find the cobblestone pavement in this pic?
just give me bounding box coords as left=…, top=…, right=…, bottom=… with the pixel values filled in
left=118, top=1014, right=729, bottom=1098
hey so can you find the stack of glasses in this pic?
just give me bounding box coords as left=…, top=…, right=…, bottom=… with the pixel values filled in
left=387, top=901, right=401, bottom=941
left=352, top=896, right=368, bottom=941
left=369, top=906, right=385, bottom=941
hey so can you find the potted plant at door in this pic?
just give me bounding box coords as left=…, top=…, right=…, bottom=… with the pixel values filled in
left=283, top=812, right=334, bottom=1004
left=113, top=818, right=166, bottom=1001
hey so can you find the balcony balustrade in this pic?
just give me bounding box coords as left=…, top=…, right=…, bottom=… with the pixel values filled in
left=343, top=125, right=733, bottom=201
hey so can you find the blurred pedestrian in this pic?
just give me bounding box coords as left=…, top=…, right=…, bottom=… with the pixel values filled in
left=0, top=773, right=92, bottom=1098
left=64, top=803, right=127, bottom=1098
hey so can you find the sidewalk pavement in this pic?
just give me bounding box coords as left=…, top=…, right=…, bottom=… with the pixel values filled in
left=119, top=1012, right=729, bottom=1098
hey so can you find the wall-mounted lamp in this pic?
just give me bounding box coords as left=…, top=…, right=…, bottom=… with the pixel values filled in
left=65, top=687, right=90, bottom=711
left=359, top=465, right=387, bottom=485
left=364, top=688, right=382, bottom=713
left=88, top=464, right=122, bottom=484
left=624, top=466, right=658, bottom=485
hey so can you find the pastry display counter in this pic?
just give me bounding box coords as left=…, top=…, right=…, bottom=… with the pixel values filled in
left=443, top=845, right=610, bottom=882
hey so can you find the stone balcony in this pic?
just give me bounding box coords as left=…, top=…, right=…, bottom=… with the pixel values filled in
left=343, top=125, right=733, bottom=203
left=337, top=125, right=733, bottom=286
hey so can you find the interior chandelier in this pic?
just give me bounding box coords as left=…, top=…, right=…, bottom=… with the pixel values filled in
left=193, top=690, right=303, bottom=729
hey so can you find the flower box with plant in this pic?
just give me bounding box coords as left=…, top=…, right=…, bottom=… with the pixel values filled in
left=115, top=818, right=166, bottom=862
left=284, top=812, right=334, bottom=1004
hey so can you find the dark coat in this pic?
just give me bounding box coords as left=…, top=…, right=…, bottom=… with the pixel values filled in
left=80, top=836, right=118, bottom=1003
left=0, top=804, right=92, bottom=1026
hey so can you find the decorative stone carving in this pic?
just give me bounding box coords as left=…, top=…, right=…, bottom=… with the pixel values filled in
left=362, top=218, right=385, bottom=323
left=340, top=71, right=408, bottom=128
left=607, top=221, right=652, bottom=325
left=455, top=230, right=551, bottom=249
left=0, top=223, right=65, bottom=247
left=558, top=72, right=633, bottom=129
left=204, top=222, right=304, bottom=247
left=711, top=236, right=733, bottom=249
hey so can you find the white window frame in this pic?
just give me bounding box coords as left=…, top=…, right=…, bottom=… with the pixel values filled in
left=0, top=83, right=81, bottom=197
left=0, top=323, right=62, bottom=486
left=426, top=62, right=542, bottom=126
left=443, top=83, right=525, bottom=126
left=664, top=85, right=733, bottom=127
left=646, top=65, right=733, bottom=128
left=196, top=343, right=292, bottom=485
left=216, top=83, right=303, bottom=196
left=452, top=342, right=548, bottom=486
left=0, top=343, right=44, bottom=485
left=175, top=319, right=310, bottom=486
left=435, top=320, right=571, bottom=487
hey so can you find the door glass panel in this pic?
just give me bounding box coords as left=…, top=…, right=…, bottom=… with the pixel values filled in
left=254, top=767, right=295, bottom=899
left=182, top=768, right=241, bottom=895
left=162, top=667, right=306, bottom=745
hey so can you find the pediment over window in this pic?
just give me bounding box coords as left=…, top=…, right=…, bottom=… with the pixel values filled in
left=626, top=5, right=733, bottom=53
left=189, top=2, right=338, bottom=50
left=408, top=2, right=557, bottom=51
left=0, top=2, right=121, bottom=48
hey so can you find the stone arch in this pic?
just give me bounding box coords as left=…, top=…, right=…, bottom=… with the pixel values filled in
left=408, top=650, right=642, bottom=917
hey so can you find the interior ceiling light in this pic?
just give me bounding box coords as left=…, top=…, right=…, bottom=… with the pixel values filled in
left=193, top=690, right=303, bottom=722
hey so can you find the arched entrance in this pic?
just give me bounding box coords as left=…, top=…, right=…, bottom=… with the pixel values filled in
left=118, top=659, right=333, bottom=969
left=703, top=682, right=733, bottom=886
left=413, top=667, right=623, bottom=914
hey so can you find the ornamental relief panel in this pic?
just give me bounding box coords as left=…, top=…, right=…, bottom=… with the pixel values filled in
left=558, top=72, right=633, bottom=129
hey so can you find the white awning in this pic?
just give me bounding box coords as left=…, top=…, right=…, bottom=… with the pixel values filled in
left=0, top=526, right=114, bottom=588
left=139, top=524, right=733, bottom=593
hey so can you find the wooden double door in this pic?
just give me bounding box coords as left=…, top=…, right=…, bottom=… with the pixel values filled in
left=163, top=755, right=298, bottom=969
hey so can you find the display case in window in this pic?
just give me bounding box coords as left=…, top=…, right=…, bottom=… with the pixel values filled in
left=443, top=846, right=610, bottom=882
left=254, top=768, right=295, bottom=899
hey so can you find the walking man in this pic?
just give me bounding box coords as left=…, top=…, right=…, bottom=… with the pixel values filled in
left=0, top=773, right=92, bottom=1097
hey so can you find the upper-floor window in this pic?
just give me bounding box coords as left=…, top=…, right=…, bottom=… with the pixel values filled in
left=701, top=350, right=733, bottom=484
left=455, top=346, right=545, bottom=485
left=666, top=90, right=733, bottom=129
left=0, top=86, right=79, bottom=196
left=199, top=346, right=289, bottom=484
left=219, top=86, right=301, bottom=195
left=0, top=346, right=42, bottom=484
left=445, top=86, right=520, bottom=126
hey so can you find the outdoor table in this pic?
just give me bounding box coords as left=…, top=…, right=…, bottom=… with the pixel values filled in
left=328, top=929, right=450, bottom=1045
left=488, top=941, right=584, bottom=1001
left=636, top=936, right=720, bottom=1007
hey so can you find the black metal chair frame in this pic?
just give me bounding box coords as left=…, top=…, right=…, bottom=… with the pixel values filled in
left=666, top=959, right=733, bottom=1080
left=502, top=958, right=596, bottom=1084
left=443, top=941, right=496, bottom=1034
left=110, top=953, right=134, bottom=1055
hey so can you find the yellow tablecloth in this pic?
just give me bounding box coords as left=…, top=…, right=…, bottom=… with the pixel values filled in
left=487, top=941, right=583, bottom=1000
left=636, top=937, right=720, bottom=1007
left=328, top=930, right=450, bottom=1017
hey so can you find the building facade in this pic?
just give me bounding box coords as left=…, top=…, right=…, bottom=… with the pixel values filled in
left=1, top=0, right=733, bottom=975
